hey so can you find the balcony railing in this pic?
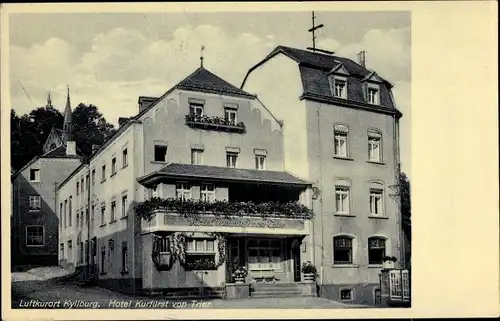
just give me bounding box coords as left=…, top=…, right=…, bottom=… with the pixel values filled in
left=136, top=197, right=314, bottom=222
left=185, top=114, right=246, bottom=133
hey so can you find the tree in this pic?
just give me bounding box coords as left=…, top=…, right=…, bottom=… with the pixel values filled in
left=10, top=104, right=117, bottom=171
left=399, top=168, right=411, bottom=268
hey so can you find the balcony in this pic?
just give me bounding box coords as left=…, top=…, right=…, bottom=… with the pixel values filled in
left=185, top=114, right=246, bottom=134
left=138, top=198, right=313, bottom=235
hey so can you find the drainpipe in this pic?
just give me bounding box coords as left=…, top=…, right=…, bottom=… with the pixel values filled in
left=316, top=105, right=325, bottom=285
left=86, top=162, right=91, bottom=281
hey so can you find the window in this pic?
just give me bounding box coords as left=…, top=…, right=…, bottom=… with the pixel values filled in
left=191, top=149, right=203, bottom=165
left=122, top=148, right=128, bottom=167
left=85, top=175, right=89, bottom=190
left=368, top=87, right=379, bottom=104
left=68, top=196, right=72, bottom=226
left=368, top=237, right=386, bottom=265
left=185, top=238, right=216, bottom=270
left=100, top=246, right=106, bottom=274
left=111, top=157, right=117, bottom=175
left=64, top=200, right=68, bottom=228
left=333, top=78, right=347, bottom=98
left=81, top=178, right=84, bottom=195
left=101, top=165, right=106, bottom=182
left=91, top=169, right=95, bottom=186
left=368, top=131, right=382, bottom=162
left=85, top=206, right=89, bottom=225
left=68, top=240, right=73, bottom=261
left=85, top=241, right=89, bottom=263
left=59, top=203, right=63, bottom=228
left=255, top=155, right=266, bottom=170
left=334, top=125, right=349, bottom=157
left=121, top=242, right=128, bottom=273
left=335, top=186, right=350, bottom=214
left=60, top=243, right=65, bottom=259
left=76, top=182, right=80, bottom=196
left=80, top=242, right=84, bottom=264
left=26, top=225, right=44, bottom=246
left=29, top=168, right=40, bottom=181
left=226, top=152, right=238, bottom=168
left=150, top=186, right=159, bottom=199
left=201, top=184, right=215, bottom=202
left=154, top=145, right=167, bottom=162
left=29, top=195, right=41, bottom=210
left=91, top=204, right=95, bottom=223
left=110, top=201, right=116, bottom=222
left=340, top=288, right=354, bottom=301
left=76, top=210, right=79, bottom=227
left=333, top=236, right=353, bottom=264
left=224, top=108, right=238, bottom=124
left=189, top=102, right=204, bottom=116
left=176, top=183, right=191, bottom=200
left=121, top=195, right=128, bottom=217
left=101, top=204, right=106, bottom=225
left=247, top=239, right=282, bottom=270
left=370, top=188, right=384, bottom=216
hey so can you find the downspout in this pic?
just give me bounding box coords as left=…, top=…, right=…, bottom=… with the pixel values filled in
left=316, top=105, right=325, bottom=285
left=87, top=162, right=91, bottom=281
left=394, top=115, right=404, bottom=269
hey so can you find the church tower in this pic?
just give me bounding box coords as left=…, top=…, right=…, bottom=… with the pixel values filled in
left=62, top=86, right=76, bottom=155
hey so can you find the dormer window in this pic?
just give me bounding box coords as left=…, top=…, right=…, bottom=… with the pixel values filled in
left=224, top=108, right=237, bottom=125
left=332, top=77, right=347, bottom=99
left=368, top=87, right=379, bottom=105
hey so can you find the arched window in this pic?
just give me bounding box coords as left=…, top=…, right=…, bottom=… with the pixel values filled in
left=368, top=129, right=383, bottom=162
left=368, top=237, right=387, bottom=265
left=333, top=125, right=349, bottom=158
left=333, top=235, right=354, bottom=264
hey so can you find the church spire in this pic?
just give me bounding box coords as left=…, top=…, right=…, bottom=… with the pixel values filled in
left=62, top=85, right=74, bottom=142
left=46, top=92, right=53, bottom=108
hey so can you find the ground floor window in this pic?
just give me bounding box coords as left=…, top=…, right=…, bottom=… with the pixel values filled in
left=368, top=237, right=386, bottom=264
left=333, top=236, right=353, bottom=264
left=100, top=246, right=106, bottom=274
left=185, top=238, right=216, bottom=270
left=60, top=243, right=64, bottom=259
left=247, top=239, right=282, bottom=271
left=340, top=288, right=354, bottom=301
left=121, top=242, right=128, bottom=273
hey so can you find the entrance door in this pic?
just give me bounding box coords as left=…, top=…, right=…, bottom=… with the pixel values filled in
left=291, top=239, right=301, bottom=282
left=226, top=238, right=241, bottom=283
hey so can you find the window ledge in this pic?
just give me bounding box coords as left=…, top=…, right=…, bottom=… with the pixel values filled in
left=101, top=179, right=106, bottom=183
left=28, top=209, right=42, bottom=212
left=99, top=223, right=107, bottom=227
left=367, top=264, right=383, bottom=268
left=122, top=164, right=128, bottom=169
left=332, top=264, right=360, bottom=268
left=29, top=180, right=41, bottom=183
left=109, top=220, right=117, bottom=224
left=120, top=216, right=128, bottom=220
left=151, top=161, right=166, bottom=165
left=368, top=215, right=389, bottom=219
left=334, top=213, right=355, bottom=217
left=120, top=270, right=129, bottom=275
left=333, top=156, right=354, bottom=161
left=367, top=160, right=385, bottom=165
left=110, top=172, right=117, bottom=178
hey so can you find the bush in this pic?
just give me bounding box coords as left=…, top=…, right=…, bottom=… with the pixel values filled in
left=301, top=261, right=317, bottom=275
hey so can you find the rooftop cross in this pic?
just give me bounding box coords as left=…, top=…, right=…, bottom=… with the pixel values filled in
left=200, top=45, right=205, bottom=68
left=306, top=11, right=335, bottom=55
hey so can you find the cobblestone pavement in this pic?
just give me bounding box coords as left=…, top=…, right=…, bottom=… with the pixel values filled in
left=12, top=270, right=370, bottom=309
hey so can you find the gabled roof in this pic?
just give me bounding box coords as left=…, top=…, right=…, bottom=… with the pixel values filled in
left=176, top=67, right=255, bottom=98
left=242, top=45, right=401, bottom=117
left=137, top=163, right=311, bottom=187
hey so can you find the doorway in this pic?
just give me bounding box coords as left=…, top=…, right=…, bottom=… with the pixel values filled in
left=291, top=239, right=301, bottom=282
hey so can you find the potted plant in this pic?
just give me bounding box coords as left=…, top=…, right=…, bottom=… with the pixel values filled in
left=232, top=266, right=248, bottom=284
left=383, top=256, right=397, bottom=269
left=301, top=261, right=317, bottom=283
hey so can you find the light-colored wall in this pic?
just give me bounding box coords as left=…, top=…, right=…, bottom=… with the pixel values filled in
left=306, top=100, right=400, bottom=284
left=13, top=157, right=81, bottom=258
left=242, top=54, right=309, bottom=180
left=139, top=89, right=283, bottom=176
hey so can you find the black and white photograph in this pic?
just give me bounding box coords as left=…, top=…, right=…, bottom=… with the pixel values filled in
left=2, top=2, right=497, bottom=319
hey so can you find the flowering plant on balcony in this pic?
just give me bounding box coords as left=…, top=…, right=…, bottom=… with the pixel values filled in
left=136, top=197, right=314, bottom=221
left=184, top=257, right=217, bottom=271
left=232, top=266, right=248, bottom=279
left=185, top=114, right=246, bottom=133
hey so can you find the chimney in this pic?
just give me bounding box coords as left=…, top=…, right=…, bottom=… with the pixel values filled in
left=118, top=117, right=130, bottom=128
left=138, top=96, right=158, bottom=113
left=66, top=141, right=76, bottom=156
left=92, top=145, right=101, bottom=154
left=357, top=51, right=366, bottom=67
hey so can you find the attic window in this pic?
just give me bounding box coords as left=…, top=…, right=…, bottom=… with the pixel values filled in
left=330, top=76, right=347, bottom=99
left=154, top=145, right=167, bottom=162
left=29, top=169, right=40, bottom=182
left=367, top=87, right=379, bottom=105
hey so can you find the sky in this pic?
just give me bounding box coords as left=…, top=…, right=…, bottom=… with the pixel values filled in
left=9, top=11, right=411, bottom=175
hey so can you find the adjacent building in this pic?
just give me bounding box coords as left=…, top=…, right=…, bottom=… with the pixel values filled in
left=241, top=46, right=403, bottom=304
left=11, top=90, right=82, bottom=266
left=56, top=64, right=315, bottom=296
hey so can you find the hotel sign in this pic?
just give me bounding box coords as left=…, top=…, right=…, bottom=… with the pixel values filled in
left=163, top=214, right=305, bottom=230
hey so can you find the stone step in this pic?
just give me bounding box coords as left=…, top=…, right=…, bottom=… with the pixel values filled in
left=251, top=283, right=305, bottom=288
left=250, top=293, right=314, bottom=298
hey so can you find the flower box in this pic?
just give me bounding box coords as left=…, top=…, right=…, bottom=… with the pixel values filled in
left=301, top=261, right=317, bottom=283
left=382, top=256, right=397, bottom=269
left=185, top=114, right=246, bottom=133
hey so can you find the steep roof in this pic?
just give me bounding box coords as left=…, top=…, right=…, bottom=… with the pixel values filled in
left=137, top=163, right=311, bottom=187
left=176, top=67, right=255, bottom=98
left=242, top=45, right=402, bottom=116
